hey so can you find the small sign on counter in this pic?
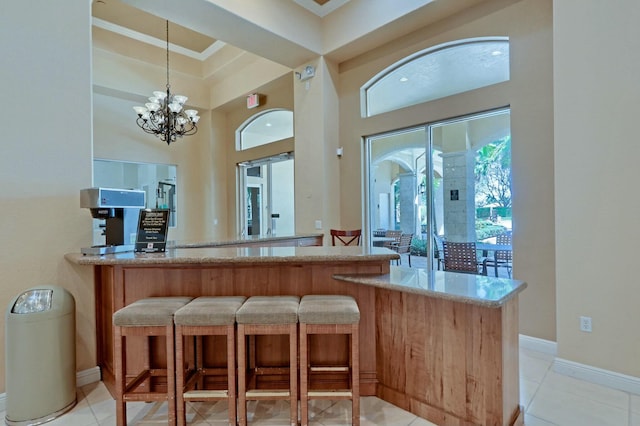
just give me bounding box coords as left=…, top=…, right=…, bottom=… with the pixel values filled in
left=135, top=209, right=170, bottom=253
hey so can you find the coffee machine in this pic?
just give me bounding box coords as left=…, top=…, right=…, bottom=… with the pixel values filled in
left=80, top=187, right=146, bottom=255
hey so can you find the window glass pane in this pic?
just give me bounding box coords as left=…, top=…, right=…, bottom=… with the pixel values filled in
left=92, top=159, right=178, bottom=245
left=237, top=153, right=294, bottom=237
left=432, top=109, right=512, bottom=275
left=239, top=109, right=293, bottom=150
left=364, top=39, right=509, bottom=117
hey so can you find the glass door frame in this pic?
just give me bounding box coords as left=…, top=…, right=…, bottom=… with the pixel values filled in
left=237, top=152, right=294, bottom=238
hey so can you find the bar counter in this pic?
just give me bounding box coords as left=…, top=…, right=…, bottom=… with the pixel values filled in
left=66, top=245, right=525, bottom=426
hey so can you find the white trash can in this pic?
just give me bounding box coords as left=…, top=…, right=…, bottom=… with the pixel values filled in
left=5, top=285, right=76, bottom=425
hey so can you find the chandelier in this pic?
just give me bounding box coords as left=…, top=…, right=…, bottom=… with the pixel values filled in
left=133, top=20, right=199, bottom=145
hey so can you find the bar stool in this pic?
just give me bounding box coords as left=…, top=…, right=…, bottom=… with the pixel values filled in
left=173, top=296, right=246, bottom=426
left=113, top=296, right=193, bottom=426
left=298, top=295, right=360, bottom=426
left=235, top=295, right=300, bottom=426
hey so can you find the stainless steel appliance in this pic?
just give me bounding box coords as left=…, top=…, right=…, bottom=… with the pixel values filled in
left=80, top=187, right=145, bottom=255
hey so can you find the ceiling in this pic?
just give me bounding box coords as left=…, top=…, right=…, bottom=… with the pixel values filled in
left=92, top=0, right=351, bottom=56
left=92, top=0, right=217, bottom=55
left=92, top=0, right=492, bottom=86
left=293, top=0, right=351, bottom=17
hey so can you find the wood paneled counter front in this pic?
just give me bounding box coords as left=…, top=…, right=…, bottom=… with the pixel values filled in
left=65, top=245, right=526, bottom=426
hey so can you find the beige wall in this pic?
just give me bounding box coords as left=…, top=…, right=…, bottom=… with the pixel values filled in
left=0, top=0, right=94, bottom=392
left=338, top=0, right=556, bottom=340
left=294, top=57, right=342, bottom=235
left=220, top=74, right=295, bottom=236
left=554, top=0, right=640, bottom=376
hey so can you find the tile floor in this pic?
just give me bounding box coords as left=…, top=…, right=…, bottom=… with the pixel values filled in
left=2, top=347, right=639, bottom=425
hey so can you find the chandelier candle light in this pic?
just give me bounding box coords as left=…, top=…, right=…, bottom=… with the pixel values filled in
left=133, top=20, right=199, bottom=145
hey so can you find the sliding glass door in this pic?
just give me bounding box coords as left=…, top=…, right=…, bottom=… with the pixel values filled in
left=365, top=108, right=512, bottom=273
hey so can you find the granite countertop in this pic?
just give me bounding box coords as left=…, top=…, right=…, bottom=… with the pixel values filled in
left=173, top=233, right=323, bottom=248
left=334, top=266, right=527, bottom=307
left=65, top=245, right=400, bottom=265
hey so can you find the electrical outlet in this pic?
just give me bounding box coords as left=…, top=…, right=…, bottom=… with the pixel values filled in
left=580, top=316, right=592, bottom=332
left=315, top=220, right=322, bottom=230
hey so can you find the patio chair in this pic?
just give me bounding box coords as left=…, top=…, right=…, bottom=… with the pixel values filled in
left=434, top=235, right=445, bottom=270
left=442, top=241, right=487, bottom=275
left=391, top=233, right=414, bottom=267
left=383, top=230, right=402, bottom=249
left=484, top=233, right=512, bottom=277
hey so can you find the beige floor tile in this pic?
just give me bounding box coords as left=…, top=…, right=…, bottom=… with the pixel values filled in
left=358, top=397, right=423, bottom=426
left=6, top=348, right=639, bottom=426
left=244, top=399, right=295, bottom=425
left=632, top=394, right=640, bottom=414
left=524, top=413, right=558, bottom=425
left=23, top=396, right=96, bottom=426
left=521, top=377, right=541, bottom=409
left=528, top=385, right=629, bottom=426
left=520, top=348, right=553, bottom=383
left=188, top=400, right=233, bottom=424
left=543, top=370, right=629, bottom=410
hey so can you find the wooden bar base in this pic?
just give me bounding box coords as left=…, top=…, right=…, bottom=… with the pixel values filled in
left=67, top=246, right=523, bottom=426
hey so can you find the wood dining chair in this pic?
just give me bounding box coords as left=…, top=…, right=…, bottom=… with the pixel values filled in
left=330, top=229, right=362, bottom=246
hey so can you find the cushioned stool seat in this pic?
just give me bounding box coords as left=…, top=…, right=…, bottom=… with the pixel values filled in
left=173, top=296, right=246, bottom=426
left=113, top=296, right=193, bottom=426
left=298, top=295, right=360, bottom=426
left=235, top=296, right=300, bottom=426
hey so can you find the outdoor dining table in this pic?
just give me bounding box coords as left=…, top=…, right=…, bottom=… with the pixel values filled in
left=372, top=236, right=396, bottom=247
left=475, top=242, right=513, bottom=277
left=475, top=242, right=512, bottom=256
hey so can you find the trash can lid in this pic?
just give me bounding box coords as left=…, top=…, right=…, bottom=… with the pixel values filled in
left=11, top=289, right=53, bottom=314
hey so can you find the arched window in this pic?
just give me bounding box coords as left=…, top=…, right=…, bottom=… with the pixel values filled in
left=236, top=109, right=294, bottom=151
left=361, top=37, right=510, bottom=117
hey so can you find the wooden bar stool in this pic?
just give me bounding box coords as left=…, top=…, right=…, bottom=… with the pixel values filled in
left=235, top=295, right=300, bottom=426
left=113, top=296, right=193, bottom=426
left=173, top=296, right=246, bottom=426
left=298, top=295, right=360, bottom=426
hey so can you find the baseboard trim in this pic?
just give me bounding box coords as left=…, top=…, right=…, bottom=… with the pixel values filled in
left=0, top=366, right=101, bottom=413
left=554, top=357, right=640, bottom=396
left=519, top=335, right=640, bottom=395
left=519, top=334, right=557, bottom=355
left=76, top=366, right=101, bottom=387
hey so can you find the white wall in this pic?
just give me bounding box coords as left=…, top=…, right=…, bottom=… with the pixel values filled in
left=554, top=0, right=640, bottom=376
left=0, top=0, right=94, bottom=391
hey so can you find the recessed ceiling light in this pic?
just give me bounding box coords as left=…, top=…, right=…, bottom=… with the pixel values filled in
left=399, top=77, right=409, bottom=82
left=265, top=123, right=272, bottom=127
left=491, top=50, right=503, bottom=56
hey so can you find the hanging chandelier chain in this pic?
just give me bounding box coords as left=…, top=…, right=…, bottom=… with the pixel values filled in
left=166, top=20, right=170, bottom=90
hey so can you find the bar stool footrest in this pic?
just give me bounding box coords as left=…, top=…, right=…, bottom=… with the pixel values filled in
left=310, top=366, right=349, bottom=372
left=184, top=389, right=229, bottom=399
left=245, top=389, right=291, bottom=399
left=124, top=393, right=169, bottom=402
left=308, top=390, right=353, bottom=398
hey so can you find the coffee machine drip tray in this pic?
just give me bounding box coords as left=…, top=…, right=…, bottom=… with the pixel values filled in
left=81, top=244, right=134, bottom=256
